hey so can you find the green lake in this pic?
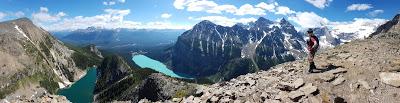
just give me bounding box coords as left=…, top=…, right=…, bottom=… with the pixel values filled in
left=58, top=68, right=97, bottom=103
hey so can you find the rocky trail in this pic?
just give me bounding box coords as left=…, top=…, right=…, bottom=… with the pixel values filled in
left=139, top=37, right=400, bottom=103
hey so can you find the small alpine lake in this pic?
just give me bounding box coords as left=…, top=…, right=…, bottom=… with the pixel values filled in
left=58, top=67, right=97, bottom=103
left=131, top=54, right=191, bottom=79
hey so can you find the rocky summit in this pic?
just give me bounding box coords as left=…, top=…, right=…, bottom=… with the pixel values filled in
left=139, top=14, right=400, bottom=103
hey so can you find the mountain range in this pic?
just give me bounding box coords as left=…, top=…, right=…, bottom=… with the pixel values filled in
left=53, top=27, right=185, bottom=49
left=162, top=17, right=307, bottom=81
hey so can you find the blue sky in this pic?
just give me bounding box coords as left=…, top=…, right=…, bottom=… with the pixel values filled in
left=0, top=0, right=399, bottom=31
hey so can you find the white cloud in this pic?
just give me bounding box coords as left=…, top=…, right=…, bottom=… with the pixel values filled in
left=256, top=2, right=277, bottom=12
left=329, top=18, right=387, bottom=38
left=103, top=0, right=126, bottom=6
left=275, top=6, right=295, bottom=15
left=207, top=5, right=237, bottom=14
left=173, top=0, right=189, bottom=9
left=161, top=13, right=172, bottom=19
left=40, top=9, right=189, bottom=31
left=15, top=11, right=25, bottom=17
left=32, top=7, right=66, bottom=23
left=195, top=16, right=256, bottom=26
left=347, top=4, right=373, bottom=11
left=103, top=1, right=116, bottom=5
left=368, top=10, right=384, bottom=17
left=186, top=0, right=218, bottom=12
left=235, top=4, right=266, bottom=16
left=305, top=0, right=333, bottom=9
left=174, top=0, right=270, bottom=16
left=0, top=12, right=6, bottom=20
left=173, top=0, right=299, bottom=16
left=288, top=11, right=329, bottom=28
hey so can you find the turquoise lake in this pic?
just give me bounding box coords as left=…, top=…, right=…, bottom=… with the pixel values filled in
left=58, top=68, right=97, bottom=103
left=132, top=54, right=190, bottom=78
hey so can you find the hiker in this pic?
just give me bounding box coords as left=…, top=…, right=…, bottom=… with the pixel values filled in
left=306, top=28, right=319, bottom=73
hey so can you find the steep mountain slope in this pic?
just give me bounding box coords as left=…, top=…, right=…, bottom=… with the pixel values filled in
left=164, top=17, right=306, bottom=81
left=0, top=18, right=92, bottom=99
left=94, top=55, right=198, bottom=102
left=370, top=14, right=400, bottom=38
left=142, top=14, right=400, bottom=103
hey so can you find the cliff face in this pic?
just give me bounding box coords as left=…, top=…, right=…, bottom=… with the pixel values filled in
left=0, top=18, right=88, bottom=99
left=165, top=17, right=305, bottom=82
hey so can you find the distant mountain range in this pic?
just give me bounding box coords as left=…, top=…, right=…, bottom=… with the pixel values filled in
left=52, top=27, right=185, bottom=49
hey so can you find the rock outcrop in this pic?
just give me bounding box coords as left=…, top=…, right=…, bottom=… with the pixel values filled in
left=2, top=92, right=70, bottom=103
left=87, top=44, right=103, bottom=58
left=136, top=73, right=198, bottom=102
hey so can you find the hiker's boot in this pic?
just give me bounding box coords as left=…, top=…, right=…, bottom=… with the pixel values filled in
left=308, top=62, right=317, bottom=73
left=311, top=62, right=317, bottom=70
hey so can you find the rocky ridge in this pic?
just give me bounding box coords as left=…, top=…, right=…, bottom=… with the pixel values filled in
left=141, top=36, right=400, bottom=103
left=139, top=14, right=400, bottom=103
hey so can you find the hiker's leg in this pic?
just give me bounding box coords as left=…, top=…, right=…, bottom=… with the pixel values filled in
left=310, top=51, right=316, bottom=69
left=308, top=51, right=315, bottom=72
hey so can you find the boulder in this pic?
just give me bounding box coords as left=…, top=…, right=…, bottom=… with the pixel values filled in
left=210, top=96, right=219, bottom=102
left=274, top=91, right=288, bottom=100
left=288, top=91, right=304, bottom=101
left=172, top=98, right=182, bottom=102
left=299, top=83, right=318, bottom=95
left=326, top=68, right=347, bottom=74
left=380, top=72, right=400, bottom=87
left=320, top=73, right=335, bottom=82
left=293, top=78, right=305, bottom=89
left=358, top=80, right=371, bottom=90
left=331, top=76, right=346, bottom=86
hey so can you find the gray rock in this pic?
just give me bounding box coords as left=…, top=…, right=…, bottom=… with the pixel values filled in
left=172, top=98, right=182, bottom=102
left=331, top=76, right=346, bottom=86
left=274, top=91, right=288, bottom=100
left=263, top=99, right=280, bottom=103
left=276, top=82, right=293, bottom=91
left=210, top=96, right=219, bottom=102
left=193, top=97, right=201, bottom=103
left=293, top=78, right=305, bottom=89
left=234, top=100, right=242, bottom=103
left=380, top=72, right=400, bottom=87
left=326, top=68, right=347, bottom=74
left=288, top=90, right=304, bottom=101
left=299, top=83, right=318, bottom=95
left=220, top=96, right=231, bottom=102
left=358, top=80, right=371, bottom=90
left=320, top=73, right=335, bottom=82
